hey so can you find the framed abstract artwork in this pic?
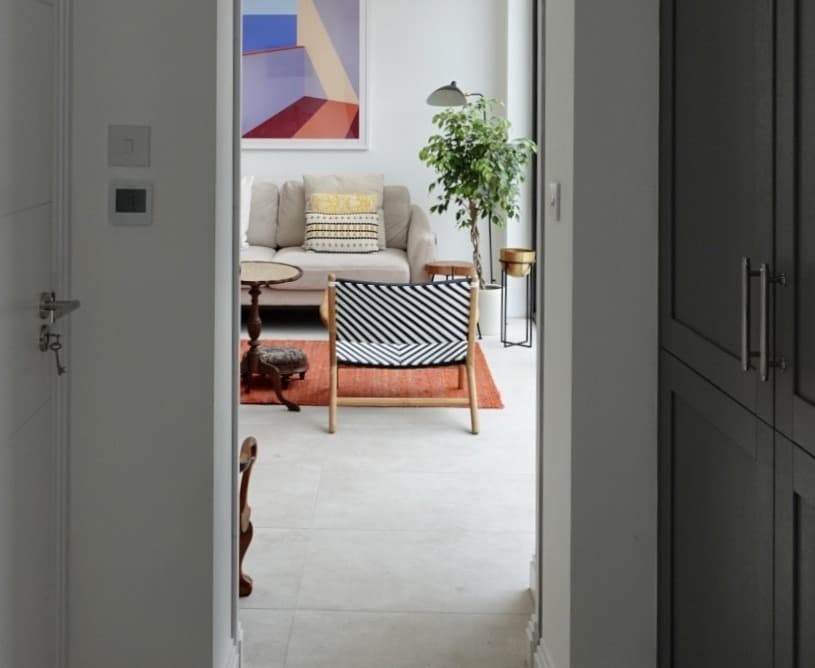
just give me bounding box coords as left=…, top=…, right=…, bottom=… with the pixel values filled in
left=241, top=0, right=367, bottom=150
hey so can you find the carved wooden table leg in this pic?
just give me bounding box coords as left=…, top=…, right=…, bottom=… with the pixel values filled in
left=241, top=283, right=263, bottom=392
left=238, top=436, right=257, bottom=597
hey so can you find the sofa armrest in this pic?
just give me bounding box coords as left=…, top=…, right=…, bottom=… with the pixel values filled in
left=406, top=204, right=436, bottom=282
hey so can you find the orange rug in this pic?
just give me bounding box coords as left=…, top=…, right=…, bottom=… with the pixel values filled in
left=240, top=339, right=504, bottom=408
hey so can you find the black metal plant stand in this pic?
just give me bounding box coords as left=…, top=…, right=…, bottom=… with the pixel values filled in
left=500, top=262, right=535, bottom=348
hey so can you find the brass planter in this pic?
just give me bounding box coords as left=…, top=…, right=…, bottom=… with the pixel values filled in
left=499, top=248, right=536, bottom=277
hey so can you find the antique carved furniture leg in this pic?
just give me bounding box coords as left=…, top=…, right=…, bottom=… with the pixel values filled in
left=256, top=346, right=308, bottom=411
left=267, top=364, right=300, bottom=412
left=238, top=436, right=258, bottom=597
left=241, top=282, right=263, bottom=392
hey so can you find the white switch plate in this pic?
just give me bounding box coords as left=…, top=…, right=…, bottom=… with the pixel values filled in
left=108, top=125, right=151, bottom=167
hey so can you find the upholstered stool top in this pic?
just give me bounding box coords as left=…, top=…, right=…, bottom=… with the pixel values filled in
left=257, top=346, right=308, bottom=372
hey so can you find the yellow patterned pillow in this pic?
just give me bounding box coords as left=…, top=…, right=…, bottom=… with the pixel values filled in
left=309, top=192, right=378, bottom=215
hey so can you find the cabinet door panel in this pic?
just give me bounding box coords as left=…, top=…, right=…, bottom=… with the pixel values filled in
left=775, top=436, right=815, bottom=667
left=776, top=0, right=815, bottom=453
left=659, top=353, right=773, bottom=668
left=660, top=0, right=774, bottom=419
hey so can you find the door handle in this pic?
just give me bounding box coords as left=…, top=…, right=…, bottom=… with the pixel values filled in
left=758, top=264, right=787, bottom=382
left=741, top=257, right=760, bottom=371
left=39, top=291, right=80, bottom=323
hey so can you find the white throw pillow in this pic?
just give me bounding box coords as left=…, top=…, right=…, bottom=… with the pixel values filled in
left=303, top=212, right=380, bottom=253
left=240, top=175, right=254, bottom=248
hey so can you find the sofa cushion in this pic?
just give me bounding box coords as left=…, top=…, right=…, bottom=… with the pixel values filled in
left=310, top=192, right=378, bottom=215
left=272, top=246, right=410, bottom=290
left=303, top=174, right=386, bottom=249
left=303, top=212, right=380, bottom=253
left=383, top=185, right=411, bottom=250
left=247, top=181, right=278, bottom=248
left=277, top=180, right=307, bottom=247
left=239, top=245, right=278, bottom=263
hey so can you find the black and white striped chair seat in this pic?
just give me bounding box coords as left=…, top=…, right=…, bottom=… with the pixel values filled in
left=333, top=278, right=474, bottom=368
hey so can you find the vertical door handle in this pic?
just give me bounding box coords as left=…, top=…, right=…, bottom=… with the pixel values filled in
left=759, top=263, right=769, bottom=381
left=741, top=257, right=762, bottom=371
left=758, top=263, right=787, bottom=382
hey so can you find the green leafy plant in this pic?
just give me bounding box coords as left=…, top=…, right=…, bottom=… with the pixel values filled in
left=419, top=97, right=538, bottom=287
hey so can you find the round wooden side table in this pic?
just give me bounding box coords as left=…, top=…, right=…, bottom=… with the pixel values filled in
left=240, top=261, right=303, bottom=409
left=424, top=260, right=477, bottom=279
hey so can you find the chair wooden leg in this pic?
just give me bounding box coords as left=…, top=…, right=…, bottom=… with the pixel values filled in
left=329, top=363, right=338, bottom=433
left=458, top=365, right=465, bottom=389
left=466, top=360, right=479, bottom=434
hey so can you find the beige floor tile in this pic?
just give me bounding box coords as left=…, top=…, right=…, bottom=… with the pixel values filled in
left=285, top=610, right=529, bottom=668
left=239, top=609, right=294, bottom=668
left=246, top=462, right=322, bottom=529
left=297, top=529, right=534, bottom=614
left=239, top=529, right=310, bottom=610
left=312, top=471, right=534, bottom=532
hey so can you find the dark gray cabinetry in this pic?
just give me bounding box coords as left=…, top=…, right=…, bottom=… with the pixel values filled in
left=660, top=0, right=815, bottom=665
left=775, top=437, right=815, bottom=667
left=660, top=0, right=774, bottom=422
left=776, top=0, right=815, bottom=454
left=659, top=354, right=773, bottom=668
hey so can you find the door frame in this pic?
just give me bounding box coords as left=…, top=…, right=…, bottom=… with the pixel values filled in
left=54, top=0, right=73, bottom=664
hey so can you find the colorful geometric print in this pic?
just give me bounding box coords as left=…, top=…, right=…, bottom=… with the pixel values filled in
left=304, top=212, right=379, bottom=253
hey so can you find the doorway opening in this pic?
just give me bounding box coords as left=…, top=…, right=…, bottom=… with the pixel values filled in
left=230, top=1, right=543, bottom=665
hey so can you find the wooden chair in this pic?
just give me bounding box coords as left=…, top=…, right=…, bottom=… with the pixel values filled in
left=326, top=274, right=479, bottom=434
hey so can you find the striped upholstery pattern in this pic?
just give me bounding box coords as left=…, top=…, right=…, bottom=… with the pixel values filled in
left=333, top=278, right=474, bottom=368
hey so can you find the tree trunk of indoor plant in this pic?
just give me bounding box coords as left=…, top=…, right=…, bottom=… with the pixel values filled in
left=469, top=203, right=484, bottom=288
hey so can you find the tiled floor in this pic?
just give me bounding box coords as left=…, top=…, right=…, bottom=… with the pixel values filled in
left=238, top=309, right=537, bottom=668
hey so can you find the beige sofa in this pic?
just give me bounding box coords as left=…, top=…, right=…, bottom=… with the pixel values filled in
left=240, top=179, right=436, bottom=306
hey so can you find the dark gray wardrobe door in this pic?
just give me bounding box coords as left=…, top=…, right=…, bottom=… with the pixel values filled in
left=659, top=353, right=773, bottom=668
left=660, top=0, right=774, bottom=420
left=775, top=437, right=815, bottom=667
left=776, top=0, right=815, bottom=455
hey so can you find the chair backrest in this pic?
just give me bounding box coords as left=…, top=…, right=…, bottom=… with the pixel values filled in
left=330, top=278, right=476, bottom=345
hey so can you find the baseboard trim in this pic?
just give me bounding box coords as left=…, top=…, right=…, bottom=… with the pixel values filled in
left=529, top=553, right=538, bottom=607
left=526, top=613, right=539, bottom=668
left=223, top=637, right=241, bottom=668
left=533, top=640, right=556, bottom=668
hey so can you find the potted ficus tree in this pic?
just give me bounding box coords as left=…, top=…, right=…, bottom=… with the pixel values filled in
left=419, top=97, right=537, bottom=334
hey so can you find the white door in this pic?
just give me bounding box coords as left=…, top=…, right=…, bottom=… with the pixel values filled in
left=0, top=0, right=69, bottom=665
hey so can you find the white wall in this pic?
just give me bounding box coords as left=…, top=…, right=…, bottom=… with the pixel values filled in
left=243, top=0, right=534, bottom=312
left=538, top=0, right=659, bottom=666
left=540, top=0, right=575, bottom=663
left=69, top=0, right=234, bottom=665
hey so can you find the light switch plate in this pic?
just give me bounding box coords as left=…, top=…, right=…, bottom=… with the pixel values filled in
left=548, top=182, right=561, bottom=222
left=108, top=125, right=151, bottom=167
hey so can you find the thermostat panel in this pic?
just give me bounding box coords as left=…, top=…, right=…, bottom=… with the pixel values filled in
left=110, top=181, right=153, bottom=226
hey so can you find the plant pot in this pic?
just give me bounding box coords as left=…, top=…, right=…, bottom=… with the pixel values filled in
left=499, top=247, right=536, bottom=277
left=477, top=283, right=503, bottom=337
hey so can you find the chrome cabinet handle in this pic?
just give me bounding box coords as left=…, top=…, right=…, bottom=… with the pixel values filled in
left=759, top=263, right=769, bottom=381
left=742, top=259, right=787, bottom=380
left=741, top=257, right=751, bottom=371
left=741, top=257, right=761, bottom=371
